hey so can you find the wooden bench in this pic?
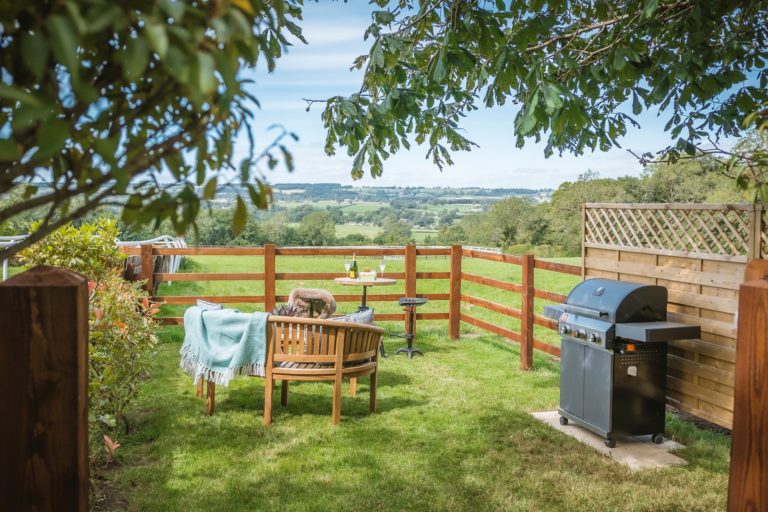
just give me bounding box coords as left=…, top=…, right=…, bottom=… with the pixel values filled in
left=197, top=316, right=384, bottom=425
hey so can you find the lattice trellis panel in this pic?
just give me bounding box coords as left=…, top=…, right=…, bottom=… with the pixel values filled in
left=584, top=204, right=756, bottom=261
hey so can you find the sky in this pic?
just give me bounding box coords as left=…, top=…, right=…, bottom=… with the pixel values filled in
left=241, top=3, right=720, bottom=189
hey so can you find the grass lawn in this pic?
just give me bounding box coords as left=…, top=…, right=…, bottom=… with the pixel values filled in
left=105, top=323, right=730, bottom=511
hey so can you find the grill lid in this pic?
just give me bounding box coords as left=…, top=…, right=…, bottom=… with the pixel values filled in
left=564, top=278, right=667, bottom=324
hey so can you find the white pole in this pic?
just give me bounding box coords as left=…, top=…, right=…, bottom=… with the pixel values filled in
left=2, top=259, right=7, bottom=282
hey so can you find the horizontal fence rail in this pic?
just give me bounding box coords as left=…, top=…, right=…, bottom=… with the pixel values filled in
left=456, top=249, right=581, bottom=369
left=127, top=243, right=581, bottom=370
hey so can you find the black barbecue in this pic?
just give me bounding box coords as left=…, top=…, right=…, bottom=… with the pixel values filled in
left=544, top=278, right=700, bottom=448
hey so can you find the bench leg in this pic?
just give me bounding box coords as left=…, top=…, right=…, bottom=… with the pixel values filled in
left=281, top=380, right=289, bottom=406
left=349, top=377, right=357, bottom=398
left=369, top=371, right=377, bottom=413
left=205, top=381, right=215, bottom=416
left=196, top=377, right=204, bottom=398
left=264, top=377, right=274, bottom=426
left=332, top=376, right=342, bottom=425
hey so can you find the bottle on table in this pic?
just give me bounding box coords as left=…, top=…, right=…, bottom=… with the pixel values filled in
left=349, top=253, right=359, bottom=279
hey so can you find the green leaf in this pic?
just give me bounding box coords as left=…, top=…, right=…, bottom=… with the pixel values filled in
left=632, top=91, right=642, bottom=115
left=203, top=177, right=217, bottom=200
left=197, top=52, right=216, bottom=94
left=0, top=139, right=21, bottom=161
left=21, top=31, right=49, bottom=80
left=34, top=118, right=69, bottom=160
left=642, top=0, right=659, bottom=19
left=145, top=20, right=169, bottom=58
left=0, top=84, right=41, bottom=106
left=160, top=0, right=185, bottom=21
left=46, top=15, right=80, bottom=80
left=232, top=196, right=247, bottom=236
left=124, top=36, right=149, bottom=81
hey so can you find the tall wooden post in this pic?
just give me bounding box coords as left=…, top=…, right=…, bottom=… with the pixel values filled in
left=727, top=275, right=768, bottom=511
left=520, top=254, right=535, bottom=370
left=140, top=243, right=154, bottom=294
left=264, top=244, right=276, bottom=312
left=449, top=244, right=462, bottom=340
left=0, top=266, right=89, bottom=511
left=404, top=244, right=417, bottom=329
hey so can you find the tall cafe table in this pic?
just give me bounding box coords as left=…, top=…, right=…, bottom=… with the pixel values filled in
left=334, top=277, right=397, bottom=311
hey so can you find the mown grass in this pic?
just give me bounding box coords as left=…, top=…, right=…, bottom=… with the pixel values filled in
left=107, top=322, right=730, bottom=511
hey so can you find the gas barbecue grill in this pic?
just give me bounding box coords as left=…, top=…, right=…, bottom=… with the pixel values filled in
left=544, top=278, right=700, bottom=448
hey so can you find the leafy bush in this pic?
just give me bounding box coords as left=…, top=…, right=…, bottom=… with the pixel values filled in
left=18, top=219, right=157, bottom=452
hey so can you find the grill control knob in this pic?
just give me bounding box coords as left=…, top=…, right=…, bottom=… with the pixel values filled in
left=560, top=325, right=571, bottom=335
left=588, top=333, right=597, bottom=343
left=575, top=330, right=586, bottom=339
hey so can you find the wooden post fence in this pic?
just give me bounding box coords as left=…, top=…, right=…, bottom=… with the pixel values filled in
left=727, top=271, right=768, bottom=511
left=520, top=254, right=534, bottom=370
left=449, top=244, right=462, bottom=340
left=0, top=266, right=89, bottom=511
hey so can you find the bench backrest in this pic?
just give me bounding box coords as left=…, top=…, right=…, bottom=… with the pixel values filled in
left=266, top=316, right=384, bottom=365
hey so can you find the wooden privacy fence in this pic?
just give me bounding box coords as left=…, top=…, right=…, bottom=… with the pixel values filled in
left=584, top=203, right=766, bottom=429
left=122, top=244, right=581, bottom=369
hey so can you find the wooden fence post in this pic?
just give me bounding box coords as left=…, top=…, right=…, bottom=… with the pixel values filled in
left=264, top=244, right=276, bottom=312
left=449, top=244, right=462, bottom=340
left=0, top=266, right=89, bottom=511
left=727, top=275, right=768, bottom=511
left=520, top=254, right=534, bottom=370
left=141, top=243, right=154, bottom=294
left=404, top=244, right=417, bottom=328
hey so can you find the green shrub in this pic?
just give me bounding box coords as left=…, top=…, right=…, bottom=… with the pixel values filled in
left=18, top=219, right=157, bottom=453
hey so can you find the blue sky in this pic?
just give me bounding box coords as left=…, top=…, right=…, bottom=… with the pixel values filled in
left=242, top=3, right=717, bottom=189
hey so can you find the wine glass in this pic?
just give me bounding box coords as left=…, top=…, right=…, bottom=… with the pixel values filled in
left=344, top=261, right=352, bottom=274
left=379, top=261, right=386, bottom=278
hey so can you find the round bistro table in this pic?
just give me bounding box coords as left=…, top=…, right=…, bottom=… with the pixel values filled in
left=334, top=277, right=397, bottom=311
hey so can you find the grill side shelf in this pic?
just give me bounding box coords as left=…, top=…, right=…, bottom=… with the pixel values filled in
left=615, top=322, right=701, bottom=343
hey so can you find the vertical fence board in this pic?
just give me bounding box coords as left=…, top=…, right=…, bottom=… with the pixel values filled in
left=0, top=266, right=88, bottom=511
left=141, top=243, right=154, bottom=293
left=405, top=244, right=417, bottom=331
left=520, top=254, right=534, bottom=370
left=264, top=244, right=276, bottom=312
left=449, top=244, right=462, bottom=340
left=728, top=275, right=768, bottom=511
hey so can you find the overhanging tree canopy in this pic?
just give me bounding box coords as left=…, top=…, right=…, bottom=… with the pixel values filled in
left=318, top=0, right=768, bottom=180
left=0, top=0, right=304, bottom=257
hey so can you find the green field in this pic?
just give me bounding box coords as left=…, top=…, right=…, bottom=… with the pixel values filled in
left=334, top=224, right=382, bottom=238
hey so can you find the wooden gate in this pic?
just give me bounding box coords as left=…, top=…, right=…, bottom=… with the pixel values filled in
left=583, top=203, right=766, bottom=429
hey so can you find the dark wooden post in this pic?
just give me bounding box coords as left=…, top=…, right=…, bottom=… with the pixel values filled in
left=520, top=254, right=534, bottom=370
left=0, top=266, right=89, bottom=511
left=404, top=244, right=417, bottom=329
left=264, top=244, right=276, bottom=312
left=449, top=244, right=462, bottom=340
left=140, top=243, right=154, bottom=294
left=727, top=275, right=768, bottom=511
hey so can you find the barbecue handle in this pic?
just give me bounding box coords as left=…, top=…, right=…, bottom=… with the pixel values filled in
left=559, top=304, right=608, bottom=317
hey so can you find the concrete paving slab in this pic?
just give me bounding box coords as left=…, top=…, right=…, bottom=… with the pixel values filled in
left=531, top=410, right=687, bottom=470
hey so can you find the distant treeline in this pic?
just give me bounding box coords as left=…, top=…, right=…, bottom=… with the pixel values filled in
left=0, top=157, right=744, bottom=256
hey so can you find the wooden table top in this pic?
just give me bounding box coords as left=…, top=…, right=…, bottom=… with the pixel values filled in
left=334, top=277, right=397, bottom=286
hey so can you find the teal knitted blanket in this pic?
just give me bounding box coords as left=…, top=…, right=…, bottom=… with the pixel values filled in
left=180, top=306, right=269, bottom=386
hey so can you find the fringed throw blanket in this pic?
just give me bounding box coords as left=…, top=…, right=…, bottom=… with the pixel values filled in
left=180, top=306, right=269, bottom=386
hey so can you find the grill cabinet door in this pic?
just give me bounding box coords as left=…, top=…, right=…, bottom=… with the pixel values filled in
left=583, top=345, right=613, bottom=434
left=560, top=338, right=584, bottom=418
